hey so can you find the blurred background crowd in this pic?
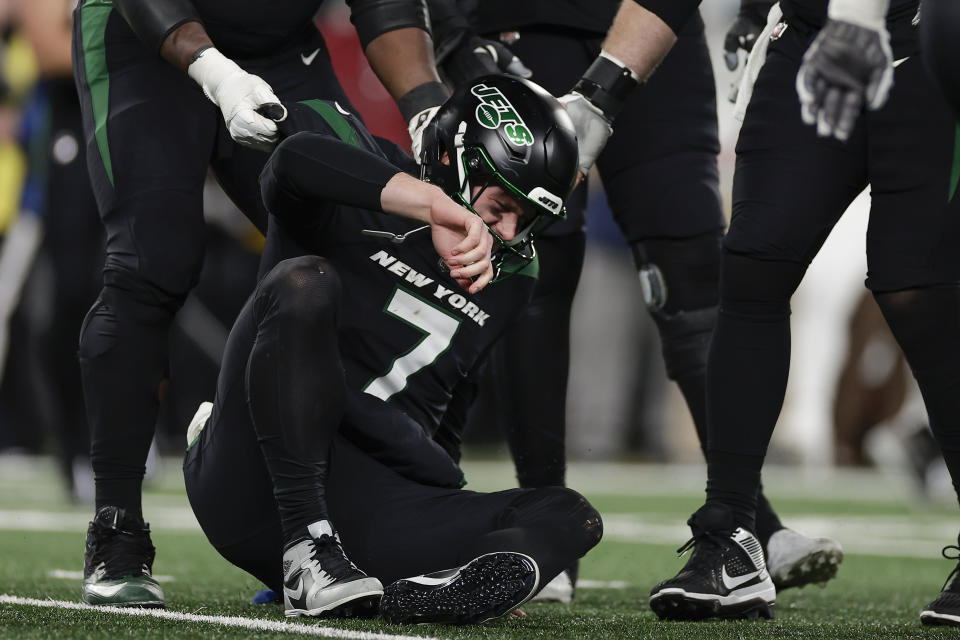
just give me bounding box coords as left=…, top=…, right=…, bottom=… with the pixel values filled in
left=0, top=0, right=942, bottom=503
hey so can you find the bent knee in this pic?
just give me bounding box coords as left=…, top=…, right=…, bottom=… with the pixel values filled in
left=258, top=256, right=341, bottom=321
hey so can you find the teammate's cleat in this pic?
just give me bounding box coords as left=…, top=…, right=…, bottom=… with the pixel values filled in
left=649, top=503, right=775, bottom=621
left=82, top=505, right=165, bottom=608
left=282, top=520, right=383, bottom=618
left=920, top=540, right=960, bottom=626
left=765, top=528, right=843, bottom=590
left=380, top=552, right=540, bottom=624
left=531, top=568, right=574, bottom=603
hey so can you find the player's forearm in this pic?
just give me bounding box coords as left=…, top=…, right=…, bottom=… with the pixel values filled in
left=602, top=1, right=679, bottom=81
left=160, top=21, right=213, bottom=72
left=380, top=172, right=446, bottom=224
left=261, top=132, right=404, bottom=221
left=112, top=0, right=204, bottom=62
left=364, top=27, right=443, bottom=103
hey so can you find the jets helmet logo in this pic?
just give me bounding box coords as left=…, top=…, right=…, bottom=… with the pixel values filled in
left=471, top=84, right=534, bottom=147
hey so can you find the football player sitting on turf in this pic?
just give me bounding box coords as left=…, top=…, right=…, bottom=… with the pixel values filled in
left=182, top=74, right=603, bottom=623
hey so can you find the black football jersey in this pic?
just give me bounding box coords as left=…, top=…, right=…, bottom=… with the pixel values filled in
left=190, top=0, right=324, bottom=57
left=260, top=101, right=537, bottom=436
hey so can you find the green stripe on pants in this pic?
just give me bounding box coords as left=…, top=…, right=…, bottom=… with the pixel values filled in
left=80, top=0, right=114, bottom=186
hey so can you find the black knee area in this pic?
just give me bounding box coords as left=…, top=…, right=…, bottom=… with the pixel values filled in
left=502, top=487, right=603, bottom=556
left=630, top=232, right=721, bottom=382
left=874, top=286, right=960, bottom=408
left=255, top=256, right=341, bottom=328
left=630, top=230, right=721, bottom=314
left=719, top=250, right=806, bottom=320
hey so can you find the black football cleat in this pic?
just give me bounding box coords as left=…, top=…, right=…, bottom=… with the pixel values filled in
left=380, top=552, right=540, bottom=624
left=649, top=503, right=775, bottom=621
left=82, top=505, right=165, bottom=608
left=920, top=539, right=960, bottom=626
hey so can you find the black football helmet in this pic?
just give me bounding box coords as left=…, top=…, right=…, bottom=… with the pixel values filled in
left=420, top=74, right=579, bottom=277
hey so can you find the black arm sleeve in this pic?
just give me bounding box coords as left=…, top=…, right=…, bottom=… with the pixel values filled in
left=112, top=0, right=202, bottom=56
left=634, top=0, right=702, bottom=35
left=425, top=0, right=472, bottom=48
left=346, top=0, right=431, bottom=50
left=259, top=132, right=402, bottom=231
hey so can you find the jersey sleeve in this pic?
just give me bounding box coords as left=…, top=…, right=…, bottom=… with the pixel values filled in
left=112, top=0, right=202, bottom=55
left=259, top=101, right=404, bottom=234
left=346, top=0, right=431, bottom=49
left=633, top=0, right=702, bottom=35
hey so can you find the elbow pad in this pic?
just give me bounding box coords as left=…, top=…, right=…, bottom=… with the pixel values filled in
left=113, top=0, right=202, bottom=55
left=347, top=0, right=430, bottom=49
left=634, top=0, right=701, bottom=35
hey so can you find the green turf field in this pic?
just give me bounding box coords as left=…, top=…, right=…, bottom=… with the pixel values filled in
left=2, top=454, right=959, bottom=639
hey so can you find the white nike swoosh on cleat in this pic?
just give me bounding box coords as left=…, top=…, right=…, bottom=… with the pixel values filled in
left=85, top=581, right=162, bottom=598
left=721, top=566, right=764, bottom=590
left=893, top=57, right=910, bottom=68
left=85, top=583, right=129, bottom=598
left=283, top=582, right=304, bottom=601
left=301, top=48, right=321, bottom=66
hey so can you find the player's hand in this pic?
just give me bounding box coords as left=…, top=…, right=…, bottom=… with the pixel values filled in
left=188, top=47, right=283, bottom=152
left=438, top=35, right=532, bottom=88
left=558, top=91, right=612, bottom=179
left=723, top=0, right=775, bottom=70
left=796, top=19, right=893, bottom=142
left=429, top=194, right=495, bottom=294
left=407, top=105, right=442, bottom=165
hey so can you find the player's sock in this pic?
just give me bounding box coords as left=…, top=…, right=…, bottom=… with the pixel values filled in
left=754, top=490, right=784, bottom=547
left=246, top=257, right=345, bottom=540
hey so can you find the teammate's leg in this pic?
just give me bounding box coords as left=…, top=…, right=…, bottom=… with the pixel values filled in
left=73, top=4, right=217, bottom=608
left=858, top=52, right=960, bottom=625
left=649, top=20, right=867, bottom=620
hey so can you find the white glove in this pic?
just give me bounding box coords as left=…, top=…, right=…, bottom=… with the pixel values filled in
left=188, top=47, right=282, bottom=152
left=558, top=92, right=613, bottom=176
left=407, top=105, right=441, bottom=164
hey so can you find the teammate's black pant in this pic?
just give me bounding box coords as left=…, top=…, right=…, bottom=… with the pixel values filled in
left=183, top=257, right=602, bottom=589
left=478, top=19, right=723, bottom=474
left=921, top=0, right=960, bottom=119
left=73, top=3, right=356, bottom=516
left=475, top=19, right=788, bottom=540
left=706, top=14, right=960, bottom=531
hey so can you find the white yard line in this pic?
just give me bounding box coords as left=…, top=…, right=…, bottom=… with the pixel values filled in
left=0, top=595, right=447, bottom=640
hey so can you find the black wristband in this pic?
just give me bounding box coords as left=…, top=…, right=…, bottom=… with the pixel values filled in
left=189, top=44, right=214, bottom=64
left=397, top=81, right=451, bottom=122
left=571, top=55, right=640, bottom=121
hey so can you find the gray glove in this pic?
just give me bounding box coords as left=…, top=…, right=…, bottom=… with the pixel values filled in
left=724, top=0, right=776, bottom=70
left=796, top=18, right=893, bottom=141
left=437, top=34, right=532, bottom=88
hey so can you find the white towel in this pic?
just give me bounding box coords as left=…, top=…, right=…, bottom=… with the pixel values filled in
left=733, top=3, right=785, bottom=123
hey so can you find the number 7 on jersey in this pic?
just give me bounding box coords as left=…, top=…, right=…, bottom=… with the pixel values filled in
left=363, top=287, right=461, bottom=401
